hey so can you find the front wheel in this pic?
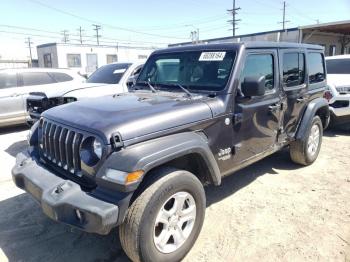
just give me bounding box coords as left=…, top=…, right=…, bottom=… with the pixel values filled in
left=119, top=168, right=205, bottom=262
left=290, top=115, right=323, bottom=165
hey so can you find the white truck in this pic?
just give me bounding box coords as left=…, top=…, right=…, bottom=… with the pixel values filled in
left=325, top=55, right=350, bottom=127
left=26, top=61, right=144, bottom=124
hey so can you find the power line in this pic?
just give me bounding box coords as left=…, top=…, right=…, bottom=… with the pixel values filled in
left=92, top=24, right=101, bottom=45
left=25, top=0, right=188, bottom=40
left=278, top=1, right=290, bottom=31
left=24, top=37, right=33, bottom=66
left=61, top=30, right=69, bottom=43
left=77, top=26, right=84, bottom=44
left=0, top=26, right=169, bottom=45
left=227, top=0, right=241, bottom=36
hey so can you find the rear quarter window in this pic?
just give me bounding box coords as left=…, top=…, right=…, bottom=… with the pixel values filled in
left=308, top=52, right=326, bottom=87
left=49, top=72, right=74, bottom=82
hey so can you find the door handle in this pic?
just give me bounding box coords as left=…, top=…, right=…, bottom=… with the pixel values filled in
left=268, top=104, right=281, bottom=112
left=11, top=93, right=20, bottom=97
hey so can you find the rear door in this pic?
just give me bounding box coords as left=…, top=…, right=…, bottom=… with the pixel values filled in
left=232, top=49, right=282, bottom=164
left=0, top=72, right=25, bottom=124
left=279, top=49, right=308, bottom=138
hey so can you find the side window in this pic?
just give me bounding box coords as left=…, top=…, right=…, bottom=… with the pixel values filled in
left=308, top=53, right=325, bottom=85
left=241, top=54, right=274, bottom=92
left=22, top=72, right=55, bottom=86
left=49, top=72, right=73, bottom=82
left=0, top=73, right=17, bottom=89
left=67, top=54, right=81, bottom=68
left=283, top=53, right=305, bottom=87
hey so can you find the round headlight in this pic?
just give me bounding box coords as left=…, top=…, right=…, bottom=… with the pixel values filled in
left=93, top=139, right=103, bottom=159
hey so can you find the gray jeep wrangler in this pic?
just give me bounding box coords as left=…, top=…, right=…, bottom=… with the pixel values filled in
left=13, top=42, right=329, bottom=262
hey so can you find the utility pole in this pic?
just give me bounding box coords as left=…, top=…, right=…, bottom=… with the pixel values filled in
left=77, top=26, right=84, bottom=44
left=25, top=37, right=33, bottom=67
left=227, top=0, right=241, bottom=37
left=61, top=30, right=69, bottom=43
left=92, top=24, right=102, bottom=45
left=278, top=1, right=290, bottom=31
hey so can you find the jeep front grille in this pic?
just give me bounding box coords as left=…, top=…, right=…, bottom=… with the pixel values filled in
left=41, top=120, right=83, bottom=175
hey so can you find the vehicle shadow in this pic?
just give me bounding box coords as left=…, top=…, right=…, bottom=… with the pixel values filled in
left=0, top=193, right=130, bottom=262
left=323, top=127, right=350, bottom=137
left=0, top=125, right=29, bottom=135
left=5, top=140, right=28, bottom=157
left=0, top=149, right=300, bottom=262
left=205, top=148, right=299, bottom=206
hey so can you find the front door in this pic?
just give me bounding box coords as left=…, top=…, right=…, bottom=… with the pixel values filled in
left=232, top=49, right=282, bottom=164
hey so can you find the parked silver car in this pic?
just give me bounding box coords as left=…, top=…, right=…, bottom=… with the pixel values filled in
left=0, top=68, right=85, bottom=127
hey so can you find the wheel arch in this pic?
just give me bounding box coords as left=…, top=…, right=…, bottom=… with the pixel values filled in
left=296, top=98, right=329, bottom=140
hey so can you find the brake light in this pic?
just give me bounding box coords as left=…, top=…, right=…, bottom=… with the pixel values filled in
left=323, top=91, right=333, bottom=102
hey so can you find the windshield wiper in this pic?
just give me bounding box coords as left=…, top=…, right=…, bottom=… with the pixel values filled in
left=158, top=83, right=193, bottom=98
left=134, top=79, right=157, bottom=93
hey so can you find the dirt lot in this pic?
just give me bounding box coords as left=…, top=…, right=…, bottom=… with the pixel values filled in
left=0, top=126, right=349, bottom=262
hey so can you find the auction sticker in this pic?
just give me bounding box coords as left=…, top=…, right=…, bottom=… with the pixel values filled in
left=199, top=52, right=226, bottom=61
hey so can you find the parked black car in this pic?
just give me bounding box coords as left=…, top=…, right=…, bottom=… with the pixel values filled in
left=13, top=42, right=329, bottom=262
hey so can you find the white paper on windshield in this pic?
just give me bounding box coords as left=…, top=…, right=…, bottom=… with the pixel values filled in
left=113, top=69, right=127, bottom=74
left=199, top=52, right=226, bottom=61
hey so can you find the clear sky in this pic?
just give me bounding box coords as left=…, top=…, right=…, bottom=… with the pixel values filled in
left=0, top=0, right=349, bottom=59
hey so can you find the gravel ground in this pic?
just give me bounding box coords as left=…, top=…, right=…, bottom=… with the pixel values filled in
left=0, top=125, right=349, bottom=262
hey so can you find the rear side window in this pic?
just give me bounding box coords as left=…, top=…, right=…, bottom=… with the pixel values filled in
left=308, top=53, right=325, bottom=84
left=49, top=72, right=73, bottom=82
left=0, top=73, right=17, bottom=89
left=326, top=59, right=350, bottom=74
left=283, top=53, right=305, bottom=87
left=241, top=54, right=274, bottom=92
left=22, top=72, right=55, bottom=86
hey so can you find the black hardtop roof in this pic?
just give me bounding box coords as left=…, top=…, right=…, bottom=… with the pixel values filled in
left=154, top=41, right=323, bottom=55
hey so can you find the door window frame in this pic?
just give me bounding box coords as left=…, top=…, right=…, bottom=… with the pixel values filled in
left=306, top=51, right=327, bottom=91
left=279, top=48, right=307, bottom=92
left=239, top=49, right=279, bottom=97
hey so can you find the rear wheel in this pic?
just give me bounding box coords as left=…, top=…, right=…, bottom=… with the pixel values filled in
left=290, top=115, right=323, bottom=165
left=119, top=168, right=205, bottom=262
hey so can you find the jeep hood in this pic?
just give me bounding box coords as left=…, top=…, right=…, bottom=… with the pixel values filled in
left=43, top=92, right=213, bottom=143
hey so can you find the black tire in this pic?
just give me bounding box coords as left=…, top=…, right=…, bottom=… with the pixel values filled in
left=290, top=115, right=323, bottom=165
left=119, top=167, right=206, bottom=262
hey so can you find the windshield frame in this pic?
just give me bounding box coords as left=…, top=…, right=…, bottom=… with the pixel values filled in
left=135, top=49, right=237, bottom=95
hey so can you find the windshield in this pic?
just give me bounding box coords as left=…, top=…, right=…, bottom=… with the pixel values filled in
left=87, top=63, right=131, bottom=84
left=137, top=50, right=236, bottom=92
left=326, top=59, right=350, bottom=74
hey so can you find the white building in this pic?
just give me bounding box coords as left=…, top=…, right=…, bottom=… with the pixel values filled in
left=37, top=43, right=156, bottom=74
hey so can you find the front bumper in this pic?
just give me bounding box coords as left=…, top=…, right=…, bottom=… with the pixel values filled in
left=329, top=94, right=350, bottom=118
left=12, top=150, right=119, bottom=235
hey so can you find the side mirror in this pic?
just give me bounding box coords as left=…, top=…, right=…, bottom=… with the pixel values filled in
left=241, top=76, right=266, bottom=97
left=126, top=74, right=138, bottom=88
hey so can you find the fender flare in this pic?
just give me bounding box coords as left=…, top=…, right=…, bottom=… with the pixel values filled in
left=296, top=97, right=329, bottom=140
left=97, top=132, right=221, bottom=188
